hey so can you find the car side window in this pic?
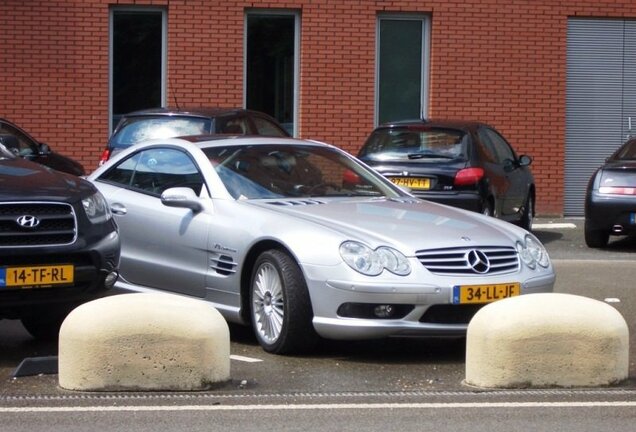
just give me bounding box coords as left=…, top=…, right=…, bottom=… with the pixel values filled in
left=0, top=123, right=37, bottom=156
left=217, top=116, right=249, bottom=134
left=475, top=128, right=498, bottom=164
left=485, top=128, right=516, bottom=164
left=251, top=115, right=288, bottom=137
left=99, top=148, right=205, bottom=196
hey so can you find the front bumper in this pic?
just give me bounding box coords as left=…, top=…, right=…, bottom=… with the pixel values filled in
left=0, top=230, right=120, bottom=318
left=303, top=263, right=555, bottom=340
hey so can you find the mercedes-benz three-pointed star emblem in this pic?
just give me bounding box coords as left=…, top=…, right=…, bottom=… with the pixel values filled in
left=466, top=249, right=490, bottom=274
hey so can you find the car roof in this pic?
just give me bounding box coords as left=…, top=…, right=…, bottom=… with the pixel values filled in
left=179, top=135, right=328, bottom=149
left=375, top=118, right=487, bottom=132
left=119, top=107, right=270, bottom=119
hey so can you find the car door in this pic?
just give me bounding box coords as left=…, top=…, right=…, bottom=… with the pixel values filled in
left=483, top=127, right=529, bottom=217
left=95, top=147, right=210, bottom=298
left=475, top=127, right=509, bottom=216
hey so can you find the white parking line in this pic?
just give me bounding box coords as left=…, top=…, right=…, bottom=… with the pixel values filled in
left=229, top=354, right=263, bottom=363
left=604, top=298, right=622, bottom=303
left=532, top=223, right=577, bottom=229
left=2, top=401, right=635, bottom=413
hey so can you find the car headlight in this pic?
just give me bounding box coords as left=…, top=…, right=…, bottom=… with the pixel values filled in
left=516, top=234, right=550, bottom=270
left=340, top=241, right=411, bottom=276
left=82, top=191, right=112, bottom=224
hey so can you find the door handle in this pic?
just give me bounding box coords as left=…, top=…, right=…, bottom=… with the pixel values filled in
left=110, top=203, right=127, bottom=215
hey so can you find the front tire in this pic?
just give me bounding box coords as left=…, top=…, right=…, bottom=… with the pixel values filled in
left=250, top=249, right=318, bottom=354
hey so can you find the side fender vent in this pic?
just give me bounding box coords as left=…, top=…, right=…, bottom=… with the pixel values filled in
left=210, top=253, right=237, bottom=276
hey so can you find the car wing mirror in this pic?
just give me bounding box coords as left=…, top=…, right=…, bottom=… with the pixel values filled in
left=38, top=142, right=51, bottom=155
left=518, top=154, right=532, bottom=166
left=161, top=187, right=203, bottom=213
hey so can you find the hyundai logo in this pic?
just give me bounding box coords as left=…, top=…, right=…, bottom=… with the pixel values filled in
left=16, top=215, right=40, bottom=229
left=466, top=249, right=490, bottom=274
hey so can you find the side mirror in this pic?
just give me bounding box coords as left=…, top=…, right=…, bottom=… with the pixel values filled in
left=518, top=155, right=532, bottom=166
left=161, top=187, right=203, bottom=213
left=38, top=142, right=51, bottom=155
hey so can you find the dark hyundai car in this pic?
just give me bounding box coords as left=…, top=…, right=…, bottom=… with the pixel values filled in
left=0, top=117, right=86, bottom=176
left=358, top=119, right=535, bottom=230
left=100, top=107, right=291, bottom=165
left=584, top=137, right=636, bottom=248
left=0, top=143, right=120, bottom=339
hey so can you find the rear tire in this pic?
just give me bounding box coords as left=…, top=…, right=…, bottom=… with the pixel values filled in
left=584, top=223, right=609, bottom=248
left=250, top=249, right=318, bottom=354
left=519, top=194, right=534, bottom=231
left=481, top=200, right=494, bottom=217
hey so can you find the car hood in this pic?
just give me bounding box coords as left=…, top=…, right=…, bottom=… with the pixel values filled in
left=0, top=157, right=95, bottom=201
left=248, top=197, right=523, bottom=253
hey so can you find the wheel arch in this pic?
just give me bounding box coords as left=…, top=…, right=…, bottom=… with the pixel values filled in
left=239, top=239, right=296, bottom=324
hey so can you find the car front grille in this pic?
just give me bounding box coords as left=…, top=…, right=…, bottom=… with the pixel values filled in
left=0, top=202, right=77, bottom=247
left=415, top=246, right=519, bottom=275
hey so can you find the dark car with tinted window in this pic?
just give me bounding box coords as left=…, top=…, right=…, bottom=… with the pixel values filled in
left=358, top=119, right=535, bottom=231
left=100, top=107, right=290, bottom=165
left=0, top=117, right=85, bottom=176
left=0, top=143, right=119, bottom=339
left=584, top=137, right=636, bottom=248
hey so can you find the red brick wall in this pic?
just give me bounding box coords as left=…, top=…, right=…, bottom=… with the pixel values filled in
left=2, top=0, right=636, bottom=215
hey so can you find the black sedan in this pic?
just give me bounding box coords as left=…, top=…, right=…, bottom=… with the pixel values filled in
left=584, top=137, right=636, bottom=248
left=0, top=118, right=85, bottom=176
left=358, top=119, right=535, bottom=231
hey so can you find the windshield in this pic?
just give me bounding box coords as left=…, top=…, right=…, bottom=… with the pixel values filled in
left=203, top=144, right=405, bottom=200
left=359, top=128, right=468, bottom=162
left=111, top=116, right=211, bottom=147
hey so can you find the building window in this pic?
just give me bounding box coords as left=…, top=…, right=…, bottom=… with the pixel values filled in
left=376, top=15, right=430, bottom=125
left=110, top=8, right=166, bottom=131
left=245, top=11, right=299, bottom=136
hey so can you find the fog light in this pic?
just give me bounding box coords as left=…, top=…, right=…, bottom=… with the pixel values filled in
left=104, top=271, right=119, bottom=289
left=373, top=304, right=394, bottom=318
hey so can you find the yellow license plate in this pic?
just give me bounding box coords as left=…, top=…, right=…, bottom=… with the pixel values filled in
left=389, top=177, right=430, bottom=190
left=1, top=265, right=74, bottom=289
left=452, top=282, right=520, bottom=304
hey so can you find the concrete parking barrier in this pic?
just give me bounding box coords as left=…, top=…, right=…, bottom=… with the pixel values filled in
left=58, top=293, right=230, bottom=391
left=465, top=293, right=629, bottom=388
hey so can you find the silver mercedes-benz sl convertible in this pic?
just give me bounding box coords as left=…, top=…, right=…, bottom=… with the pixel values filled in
left=88, top=136, right=555, bottom=354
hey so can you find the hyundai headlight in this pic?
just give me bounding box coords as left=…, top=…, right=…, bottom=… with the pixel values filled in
left=340, top=241, right=411, bottom=276
left=82, top=191, right=112, bottom=224
left=516, top=234, right=550, bottom=270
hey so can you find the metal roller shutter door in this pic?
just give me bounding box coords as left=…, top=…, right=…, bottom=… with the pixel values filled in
left=565, top=19, right=636, bottom=216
